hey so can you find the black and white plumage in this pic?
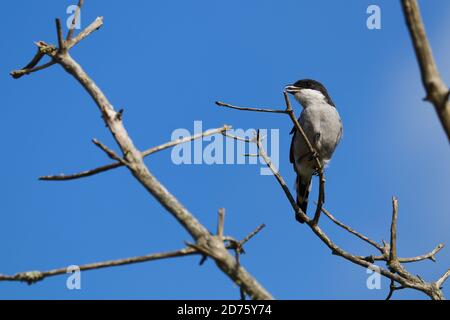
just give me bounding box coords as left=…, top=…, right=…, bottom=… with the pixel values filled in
left=285, top=79, right=343, bottom=218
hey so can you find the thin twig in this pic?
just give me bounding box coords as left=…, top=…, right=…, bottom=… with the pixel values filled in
left=67, top=16, right=104, bottom=49
left=216, top=101, right=287, bottom=114
left=401, top=0, right=450, bottom=141
left=254, top=131, right=309, bottom=223
left=389, top=197, right=399, bottom=263
left=39, top=125, right=231, bottom=181
left=92, top=138, right=127, bottom=164
left=9, top=47, right=55, bottom=79
left=142, top=125, right=230, bottom=156
left=357, top=243, right=444, bottom=264
left=55, top=18, right=65, bottom=51
left=329, top=226, right=441, bottom=264
left=436, top=269, right=450, bottom=288
left=398, top=244, right=444, bottom=263
left=217, top=208, right=225, bottom=241
left=15, top=48, right=45, bottom=70
left=66, top=0, right=84, bottom=41
left=10, top=17, right=103, bottom=80
left=386, top=279, right=405, bottom=300
left=222, top=131, right=254, bottom=143
left=240, top=224, right=266, bottom=247
left=0, top=215, right=266, bottom=286
left=0, top=247, right=197, bottom=284
left=10, top=60, right=56, bottom=79
left=319, top=205, right=384, bottom=252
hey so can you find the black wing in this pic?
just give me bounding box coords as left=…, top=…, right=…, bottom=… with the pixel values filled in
left=289, top=115, right=303, bottom=165
left=289, top=128, right=296, bottom=164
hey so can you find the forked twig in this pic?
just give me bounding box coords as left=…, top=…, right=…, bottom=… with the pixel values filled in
left=40, top=125, right=231, bottom=181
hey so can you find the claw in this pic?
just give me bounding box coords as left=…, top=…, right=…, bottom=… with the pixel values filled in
left=295, top=212, right=307, bottom=224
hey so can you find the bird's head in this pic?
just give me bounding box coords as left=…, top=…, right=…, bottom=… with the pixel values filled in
left=285, top=79, right=335, bottom=108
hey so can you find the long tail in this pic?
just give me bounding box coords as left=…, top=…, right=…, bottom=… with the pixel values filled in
left=296, top=174, right=312, bottom=222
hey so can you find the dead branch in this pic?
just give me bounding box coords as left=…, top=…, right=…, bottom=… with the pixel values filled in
left=0, top=215, right=265, bottom=288
left=436, top=269, right=450, bottom=289
left=319, top=205, right=444, bottom=264
left=66, top=0, right=84, bottom=41
left=39, top=125, right=231, bottom=181
left=401, top=0, right=450, bottom=142
left=219, top=103, right=448, bottom=300
left=9, top=6, right=272, bottom=300
left=319, top=205, right=384, bottom=251
left=386, top=279, right=405, bottom=300
left=389, top=197, right=399, bottom=264
left=0, top=248, right=197, bottom=285
left=10, top=13, right=103, bottom=80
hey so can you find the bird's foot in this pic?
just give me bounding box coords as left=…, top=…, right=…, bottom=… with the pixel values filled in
left=308, top=150, right=320, bottom=162
left=295, top=212, right=307, bottom=224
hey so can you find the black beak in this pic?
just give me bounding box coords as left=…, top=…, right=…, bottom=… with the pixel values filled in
left=284, top=85, right=301, bottom=94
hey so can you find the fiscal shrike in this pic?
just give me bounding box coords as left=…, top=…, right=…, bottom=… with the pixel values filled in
left=285, top=79, right=343, bottom=218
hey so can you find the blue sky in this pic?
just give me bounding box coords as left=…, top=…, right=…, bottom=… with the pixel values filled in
left=0, top=0, right=449, bottom=299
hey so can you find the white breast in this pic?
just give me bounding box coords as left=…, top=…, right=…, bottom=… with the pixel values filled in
left=294, top=89, right=328, bottom=108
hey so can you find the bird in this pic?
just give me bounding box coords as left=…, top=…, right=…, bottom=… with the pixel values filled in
left=285, top=79, right=343, bottom=221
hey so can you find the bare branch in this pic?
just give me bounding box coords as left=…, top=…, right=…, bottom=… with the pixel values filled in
left=240, top=224, right=266, bottom=247
left=10, top=2, right=448, bottom=300
left=92, top=138, right=127, bottom=165
left=222, top=131, right=254, bottom=143
left=217, top=208, right=225, bottom=241
left=436, top=269, right=450, bottom=289
left=320, top=205, right=384, bottom=252
left=14, top=13, right=271, bottom=299
left=0, top=214, right=266, bottom=287
left=10, top=16, right=103, bottom=80
left=386, top=279, right=405, bottom=300
left=358, top=243, right=444, bottom=264
left=220, top=104, right=447, bottom=299
left=67, top=16, right=104, bottom=49
left=216, top=101, right=287, bottom=114
left=14, top=48, right=45, bottom=71
left=39, top=125, right=231, bottom=181
left=10, top=60, right=56, bottom=79
left=55, top=18, right=65, bottom=51
left=255, top=142, right=446, bottom=297
left=0, top=247, right=197, bottom=284
left=215, top=2, right=450, bottom=300
left=322, top=202, right=444, bottom=263
left=253, top=131, right=309, bottom=224
left=39, top=162, right=123, bottom=181
left=398, top=244, right=444, bottom=263
left=66, top=0, right=84, bottom=41
left=389, top=197, right=399, bottom=263
left=9, top=48, right=55, bottom=79
left=401, top=0, right=450, bottom=141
